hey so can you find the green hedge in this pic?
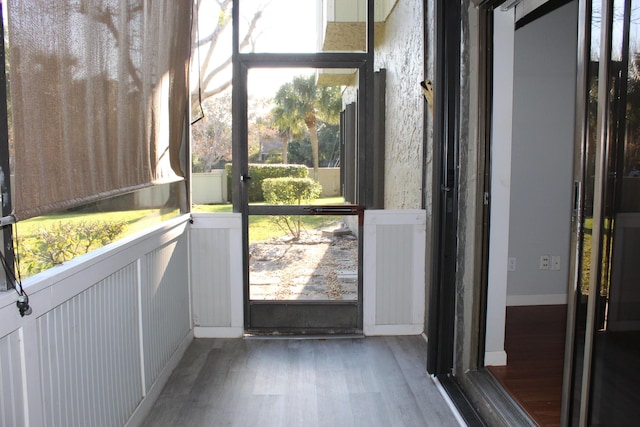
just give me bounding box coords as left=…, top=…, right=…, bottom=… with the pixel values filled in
left=262, top=177, right=322, bottom=205
left=225, top=163, right=309, bottom=202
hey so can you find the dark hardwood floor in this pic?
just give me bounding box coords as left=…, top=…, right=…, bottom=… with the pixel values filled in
left=141, top=336, right=462, bottom=427
left=487, top=305, right=566, bottom=427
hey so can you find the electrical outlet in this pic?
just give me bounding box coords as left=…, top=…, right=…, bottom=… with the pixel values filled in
left=540, top=255, right=550, bottom=270
left=552, top=256, right=561, bottom=271
left=508, top=257, right=516, bottom=271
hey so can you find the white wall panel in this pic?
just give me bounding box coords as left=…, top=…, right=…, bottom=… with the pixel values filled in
left=364, top=210, right=426, bottom=335
left=37, top=264, right=141, bottom=427
left=0, top=330, right=25, bottom=427
left=375, top=225, right=415, bottom=324
left=141, top=235, right=190, bottom=390
left=190, top=214, right=243, bottom=338
left=191, top=229, right=231, bottom=326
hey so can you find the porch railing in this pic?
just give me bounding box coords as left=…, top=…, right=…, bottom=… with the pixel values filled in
left=0, top=215, right=192, bottom=427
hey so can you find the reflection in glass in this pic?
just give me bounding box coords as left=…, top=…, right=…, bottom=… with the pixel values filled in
left=571, top=0, right=602, bottom=422
left=586, top=0, right=640, bottom=424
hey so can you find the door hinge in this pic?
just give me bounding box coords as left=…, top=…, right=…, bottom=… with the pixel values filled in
left=483, top=192, right=489, bottom=205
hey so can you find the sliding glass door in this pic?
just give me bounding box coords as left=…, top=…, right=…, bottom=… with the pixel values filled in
left=568, top=0, right=640, bottom=424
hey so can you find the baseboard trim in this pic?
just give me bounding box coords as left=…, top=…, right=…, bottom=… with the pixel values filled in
left=194, top=326, right=244, bottom=338
left=506, top=294, right=567, bottom=306
left=364, top=324, right=424, bottom=336
left=484, top=350, right=508, bottom=366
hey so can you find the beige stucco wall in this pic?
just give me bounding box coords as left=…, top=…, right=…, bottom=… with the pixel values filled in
left=375, top=0, right=424, bottom=209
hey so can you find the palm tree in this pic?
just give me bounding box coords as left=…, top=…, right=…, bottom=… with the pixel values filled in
left=271, top=82, right=305, bottom=164
left=271, top=75, right=342, bottom=180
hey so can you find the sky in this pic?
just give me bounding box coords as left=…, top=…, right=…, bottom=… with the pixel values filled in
left=195, top=0, right=321, bottom=100
left=242, top=0, right=320, bottom=98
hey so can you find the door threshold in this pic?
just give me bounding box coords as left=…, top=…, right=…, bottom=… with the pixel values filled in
left=244, top=329, right=364, bottom=340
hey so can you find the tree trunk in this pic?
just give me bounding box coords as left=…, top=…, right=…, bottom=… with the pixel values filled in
left=308, top=122, right=319, bottom=181
left=282, top=132, right=289, bottom=164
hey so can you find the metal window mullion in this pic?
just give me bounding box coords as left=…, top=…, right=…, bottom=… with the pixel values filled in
left=237, top=52, right=368, bottom=68
left=561, top=0, right=595, bottom=423
left=578, top=0, right=614, bottom=424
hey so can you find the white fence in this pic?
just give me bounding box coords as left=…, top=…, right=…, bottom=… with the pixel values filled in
left=191, top=168, right=341, bottom=205
left=192, top=171, right=227, bottom=204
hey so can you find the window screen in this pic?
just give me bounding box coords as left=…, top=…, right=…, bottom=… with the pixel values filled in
left=7, top=1, right=191, bottom=219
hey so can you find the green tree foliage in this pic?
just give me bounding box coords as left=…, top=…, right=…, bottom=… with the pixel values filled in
left=271, top=82, right=306, bottom=164
left=271, top=75, right=342, bottom=180
left=19, top=221, right=125, bottom=274
left=287, top=122, right=340, bottom=167
left=262, top=177, right=322, bottom=239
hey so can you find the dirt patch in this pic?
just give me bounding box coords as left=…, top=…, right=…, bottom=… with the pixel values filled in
left=249, top=222, right=358, bottom=300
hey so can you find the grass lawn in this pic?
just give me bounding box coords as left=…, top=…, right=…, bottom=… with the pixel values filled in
left=192, top=196, right=347, bottom=242
left=16, top=197, right=343, bottom=276
left=15, top=208, right=180, bottom=240
left=17, top=196, right=345, bottom=240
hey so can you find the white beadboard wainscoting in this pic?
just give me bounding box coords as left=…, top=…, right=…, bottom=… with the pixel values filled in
left=188, top=210, right=427, bottom=337
left=0, top=215, right=192, bottom=427
left=363, top=210, right=426, bottom=335
left=189, top=213, right=244, bottom=338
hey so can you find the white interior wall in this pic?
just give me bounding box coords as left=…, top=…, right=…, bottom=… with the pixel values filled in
left=507, top=1, right=577, bottom=306
left=484, top=1, right=578, bottom=365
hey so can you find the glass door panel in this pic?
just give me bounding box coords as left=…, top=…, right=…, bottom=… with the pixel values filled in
left=588, top=0, right=640, bottom=423
left=567, top=1, right=602, bottom=423
left=571, top=0, right=640, bottom=424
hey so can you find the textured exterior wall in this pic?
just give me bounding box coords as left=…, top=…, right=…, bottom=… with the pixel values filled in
left=375, top=0, right=424, bottom=209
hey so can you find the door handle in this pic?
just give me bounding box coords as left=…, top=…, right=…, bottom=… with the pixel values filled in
left=573, top=181, right=582, bottom=215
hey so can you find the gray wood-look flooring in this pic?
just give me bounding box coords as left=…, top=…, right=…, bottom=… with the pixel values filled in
left=141, top=336, right=462, bottom=427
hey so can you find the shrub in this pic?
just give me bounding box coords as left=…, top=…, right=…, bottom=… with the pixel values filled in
left=262, top=177, right=322, bottom=205
left=262, top=177, right=322, bottom=239
left=225, top=163, right=308, bottom=203
left=19, top=220, right=126, bottom=275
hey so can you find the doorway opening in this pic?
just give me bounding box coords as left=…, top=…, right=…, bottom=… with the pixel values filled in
left=236, top=66, right=366, bottom=334
left=482, top=2, right=578, bottom=425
